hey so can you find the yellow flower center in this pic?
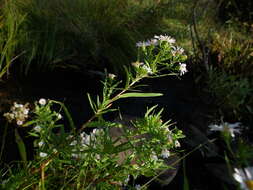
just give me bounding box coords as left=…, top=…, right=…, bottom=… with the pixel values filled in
left=245, top=180, right=253, bottom=190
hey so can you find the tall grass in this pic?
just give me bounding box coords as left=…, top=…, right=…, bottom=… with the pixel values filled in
left=0, top=0, right=168, bottom=76
left=0, top=0, right=26, bottom=78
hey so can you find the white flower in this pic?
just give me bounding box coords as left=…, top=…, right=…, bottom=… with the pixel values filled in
left=39, top=98, right=47, bottom=105
left=124, top=175, right=130, bottom=185
left=136, top=41, right=150, bottom=47
left=175, top=140, right=181, bottom=147
left=149, top=38, right=159, bottom=46
left=57, top=113, right=62, bottom=120
left=23, top=108, right=29, bottom=115
left=142, top=65, right=153, bottom=74
left=108, top=73, right=116, bottom=79
left=233, top=167, right=253, bottom=190
left=34, top=125, right=42, bottom=133
left=161, top=149, right=170, bottom=159
left=171, top=46, right=184, bottom=55
left=208, top=122, right=241, bottom=137
left=135, top=184, right=142, bottom=190
left=16, top=120, right=23, bottom=126
left=154, top=35, right=176, bottom=44
left=179, top=63, right=187, bottom=76
left=39, top=152, right=48, bottom=158
left=14, top=102, right=23, bottom=108
left=38, top=141, right=44, bottom=147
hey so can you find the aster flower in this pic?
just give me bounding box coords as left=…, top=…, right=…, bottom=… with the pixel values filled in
left=154, top=35, right=176, bottom=44
left=16, top=120, right=23, bottom=126
left=108, top=73, right=116, bottom=80
left=161, top=149, right=170, bottom=159
left=39, top=152, right=48, bottom=158
left=171, top=46, right=184, bottom=56
left=142, top=65, right=153, bottom=74
left=178, top=63, right=187, bottom=76
left=233, top=167, right=253, bottom=190
left=39, top=98, right=47, bottom=106
left=56, top=113, right=62, bottom=120
left=135, top=184, right=142, bottom=190
left=136, top=41, right=151, bottom=47
left=208, top=122, right=241, bottom=137
left=38, top=141, right=44, bottom=147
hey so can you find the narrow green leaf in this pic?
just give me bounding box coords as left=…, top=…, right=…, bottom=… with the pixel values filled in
left=119, top=92, right=163, bottom=99
left=15, top=129, right=27, bottom=165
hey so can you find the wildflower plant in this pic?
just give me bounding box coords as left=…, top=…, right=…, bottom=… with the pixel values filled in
left=1, top=35, right=187, bottom=189
left=135, top=35, right=188, bottom=76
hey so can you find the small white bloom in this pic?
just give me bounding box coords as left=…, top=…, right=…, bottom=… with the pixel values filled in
left=39, top=98, right=47, bottom=105
left=154, top=35, right=176, bottom=44
left=233, top=167, right=253, bottom=190
left=171, top=46, right=184, bottom=56
left=179, top=63, right=187, bottom=76
left=14, top=102, right=23, bottom=108
left=23, top=108, right=29, bottom=115
left=150, top=38, right=159, bottom=46
left=135, top=184, right=142, bottom=190
left=142, top=65, right=153, bottom=74
left=39, top=152, right=48, bottom=158
left=38, top=141, right=44, bottom=147
left=57, top=113, right=62, bottom=120
left=34, top=125, right=42, bottom=133
left=161, top=149, right=170, bottom=159
left=16, top=120, right=23, bottom=126
left=208, top=122, right=241, bottom=137
left=124, top=175, right=130, bottom=185
left=108, top=73, right=116, bottom=79
left=136, top=41, right=151, bottom=47
left=175, top=140, right=181, bottom=147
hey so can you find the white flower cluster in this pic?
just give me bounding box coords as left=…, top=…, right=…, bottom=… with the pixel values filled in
left=136, top=38, right=159, bottom=47
left=208, top=122, right=241, bottom=137
left=3, top=102, right=30, bottom=126
left=154, top=34, right=176, bottom=44
left=233, top=167, right=253, bottom=190
left=136, top=34, right=177, bottom=48
left=131, top=61, right=153, bottom=74
left=69, top=128, right=104, bottom=159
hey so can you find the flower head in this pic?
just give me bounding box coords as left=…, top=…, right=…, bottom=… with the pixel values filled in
left=142, top=65, right=153, bottom=74
left=233, top=167, right=253, bottom=190
left=154, top=35, right=176, bottom=44
left=178, top=63, right=187, bottom=76
left=161, top=149, right=170, bottom=159
left=135, top=184, right=142, bottom=190
left=208, top=122, right=241, bottom=137
left=39, top=152, right=48, bottom=158
left=108, top=73, right=116, bottom=80
left=136, top=41, right=151, bottom=47
left=39, top=98, right=47, bottom=106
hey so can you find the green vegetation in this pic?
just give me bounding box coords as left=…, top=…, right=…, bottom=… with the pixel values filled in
left=0, top=0, right=253, bottom=189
